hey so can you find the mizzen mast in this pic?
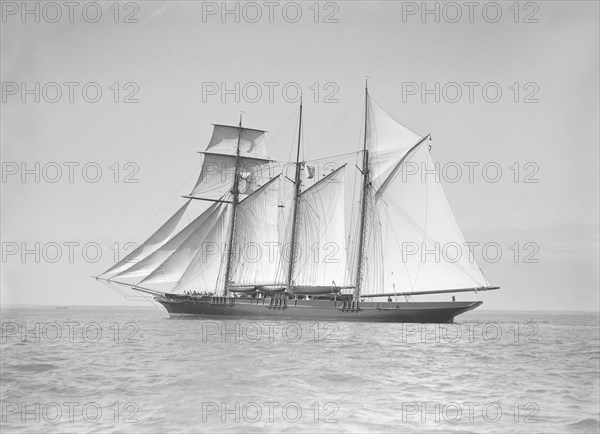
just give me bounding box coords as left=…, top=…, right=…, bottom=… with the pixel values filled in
left=286, top=99, right=303, bottom=294
left=223, top=113, right=244, bottom=296
left=354, top=80, right=370, bottom=301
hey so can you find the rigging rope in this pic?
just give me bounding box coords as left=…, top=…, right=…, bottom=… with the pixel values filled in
left=304, top=91, right=363, bottom=160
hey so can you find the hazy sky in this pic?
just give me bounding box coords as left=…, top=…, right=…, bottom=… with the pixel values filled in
left=1, top=1, right=598, bottom=310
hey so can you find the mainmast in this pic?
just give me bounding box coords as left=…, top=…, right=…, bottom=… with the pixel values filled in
left=223, top=113, right=244, bottom=296
left=286, top=99, right=303, bottom=294
left=354, top=80, right=370, bottom=301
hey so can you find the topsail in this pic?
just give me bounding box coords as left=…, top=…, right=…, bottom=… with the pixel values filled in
left=206, top=125, right=270, bottom=160
left=190, top=125, right=272, bottom=201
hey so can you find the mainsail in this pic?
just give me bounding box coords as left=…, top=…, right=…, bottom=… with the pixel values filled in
left=350, top=94, right=490, bottom=297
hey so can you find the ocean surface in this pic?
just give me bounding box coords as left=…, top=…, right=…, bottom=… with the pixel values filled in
left=1, top=306, right=598, bottom=433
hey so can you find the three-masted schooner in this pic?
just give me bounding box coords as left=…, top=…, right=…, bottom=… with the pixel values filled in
left=96, top=85, right=498, bottom=323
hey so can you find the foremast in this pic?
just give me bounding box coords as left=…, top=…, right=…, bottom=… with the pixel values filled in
left=286, top=99, right=303, bottom=294
left=354, top=81, right=370, bottom=301
left=223, top=114, right=244, bottom=296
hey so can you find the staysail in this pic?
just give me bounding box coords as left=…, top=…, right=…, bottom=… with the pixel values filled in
left=134, top=202, right=229, bottom=293
left=108, top=202, right=220, bottom=285
left=99, top=199, right=200, bottom=280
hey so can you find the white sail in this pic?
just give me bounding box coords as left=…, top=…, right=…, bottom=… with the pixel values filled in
left=229, top=176, right=283, bottom=286
left=207, top=125, right=270, bottom=160
left=190, top=152, right=271, bottom=200
left=367, top=99, right=422, bottom=192
left=347, top=186, right=385, bottom=295
left=110, top=202, right=220, bottom=284
left=135, top=202, right=229, bottom=292
left=356, top=98, right=489, bottom=295
left=102, top=122, right=279, bottom=295
left=292, top=165, right=347, bottom=287
left=100, top=200, right=198, bottom=280
left=98, top=93, right=496, bottom=307
left=172, top=206, right=231, bottom=294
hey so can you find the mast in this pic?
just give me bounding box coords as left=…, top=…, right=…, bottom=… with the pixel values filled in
left=354, top=80, right=370, bottom=301
left=286, top=98, right=303, bottom=294
left=223, top=113, right=244, bottom=296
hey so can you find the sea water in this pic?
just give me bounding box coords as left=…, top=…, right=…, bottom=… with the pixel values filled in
left=1, top=306, right=598, bottom=433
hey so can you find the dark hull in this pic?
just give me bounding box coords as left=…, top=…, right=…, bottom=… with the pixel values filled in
left=155, top=296, right=482, bottom=323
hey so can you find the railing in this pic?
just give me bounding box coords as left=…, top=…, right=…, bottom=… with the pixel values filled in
left=210, top=297, right=235, bottom=306
left=339, top=300, right=360, bottom=313
left=267, top=296, right=287, bottom=310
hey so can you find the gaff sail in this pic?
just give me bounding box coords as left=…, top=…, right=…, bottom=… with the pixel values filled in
left=228, top=175, right=284, bottom=287
left=349, top=96, right=490, bottom=297
left=290, top=165, right=348, bottom=289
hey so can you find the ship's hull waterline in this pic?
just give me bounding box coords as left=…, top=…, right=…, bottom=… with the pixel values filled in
left=155, top=296, right=483, bottom=323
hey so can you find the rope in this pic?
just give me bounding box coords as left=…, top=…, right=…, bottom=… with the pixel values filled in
left=265, top=106, right=301, bottom=162
left=304, top=91, right=363, bottom=159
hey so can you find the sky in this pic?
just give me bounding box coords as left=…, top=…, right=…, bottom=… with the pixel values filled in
left=1, top=0, right=598, bottom=311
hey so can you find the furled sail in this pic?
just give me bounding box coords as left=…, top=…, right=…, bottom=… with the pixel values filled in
left=353, top=97, right=489, bottom=296
left=291, top=165, right=347, bottom=288
left=229, top=176, right=283, bottom=286
left=100, top=200, right=198, bottom=280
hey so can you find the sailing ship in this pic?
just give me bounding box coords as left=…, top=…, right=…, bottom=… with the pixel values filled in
left=96, top=84, right=498, bottom=323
